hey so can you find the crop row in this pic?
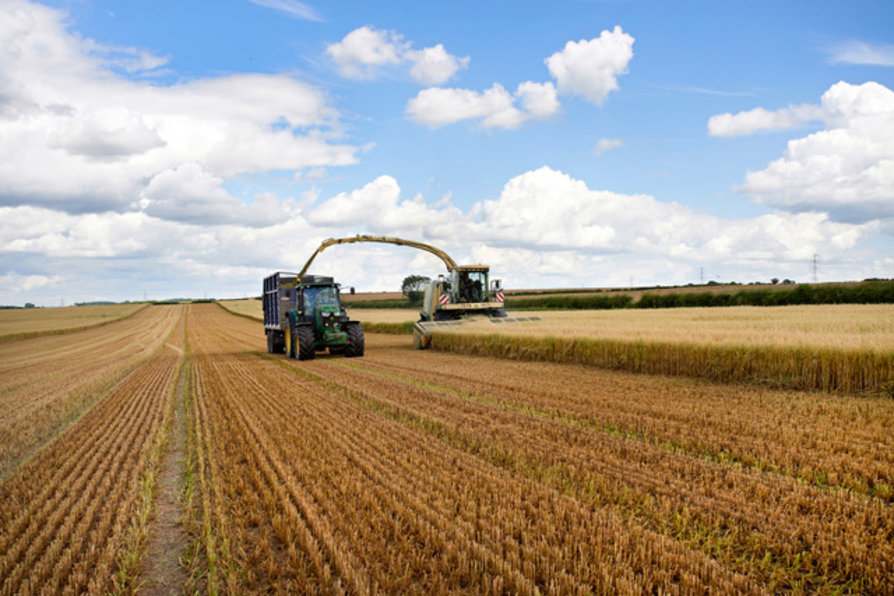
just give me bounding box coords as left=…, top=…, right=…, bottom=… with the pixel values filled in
left=429, top=331, right=894, bottom=394
left=186, top=304, right=757, bottom=593
left=0, top=307, right=186, bottom=594
left=0, top=305, right=182, bottom=474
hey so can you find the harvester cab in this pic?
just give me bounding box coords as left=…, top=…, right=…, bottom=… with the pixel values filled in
left=262, top=272, right=364, bottom=361
left=420, top=265, right=505, bottom=322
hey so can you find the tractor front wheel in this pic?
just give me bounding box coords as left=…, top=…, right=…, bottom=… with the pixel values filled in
left=296, top=326, right=316, bottom=361
left=345, top=323, right=365, bottom=357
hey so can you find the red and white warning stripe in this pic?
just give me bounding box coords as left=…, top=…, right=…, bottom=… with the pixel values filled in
left=438, top=293, right=450, bottom=305
left=496, top=291, right=505, bottom=302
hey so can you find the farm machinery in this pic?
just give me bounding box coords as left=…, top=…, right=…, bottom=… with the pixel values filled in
left=263, top=272, right=364, bottom=360
left=297, top=235, right=540, bottom=349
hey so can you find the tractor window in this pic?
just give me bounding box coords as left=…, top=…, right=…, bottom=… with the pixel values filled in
left=303, top=286, right=340, bottom=310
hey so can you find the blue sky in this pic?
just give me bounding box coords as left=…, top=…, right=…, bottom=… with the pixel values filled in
left=1, top=0, right=893, bottom=304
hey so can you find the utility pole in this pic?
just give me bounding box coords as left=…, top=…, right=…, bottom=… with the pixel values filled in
left=812, top=254, right=818, bottom=283
left=699, top=267, right=704, bottom=284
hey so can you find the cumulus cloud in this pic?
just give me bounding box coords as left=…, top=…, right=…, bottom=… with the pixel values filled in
left=406, top=26, right=632, bottom=130
left=307, top=175, right=461, bottom=233
left=407, top=84, right=518, bottom=129
left=545, top=26, right=635, bottom=105
left=301, top=166, right=871, bottom=266
left=0, top=0, right=356, bottom=220
left=723, top=82, right=894, bottom=223
left=826, top=40, right=894, bottom=66
left=407, top=44, right=471, bottom=86
left=326, top=26, right=468, bottom=84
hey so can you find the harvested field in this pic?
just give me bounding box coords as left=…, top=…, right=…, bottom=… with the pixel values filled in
left=0, top=305, right=186, bottom=594
left=0, top=304, right=183, bottom=475
left=1, top=302, right=891, bottom=594
left=0, top=302, right=146, bottom=342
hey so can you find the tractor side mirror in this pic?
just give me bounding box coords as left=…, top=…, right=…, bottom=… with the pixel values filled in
left=491, top=279, right=502, bottom=291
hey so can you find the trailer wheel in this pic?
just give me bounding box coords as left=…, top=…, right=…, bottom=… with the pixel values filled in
left=267, top=331, right=275, bottom=354
left=345, top=323, right=365, bottom=357
left=296, top=326, right=316, bottom=361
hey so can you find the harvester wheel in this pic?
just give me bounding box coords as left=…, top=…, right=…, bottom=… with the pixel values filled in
left=345, top=323, right=365, bottom=357
left=296, top=326, right=316, bottom=361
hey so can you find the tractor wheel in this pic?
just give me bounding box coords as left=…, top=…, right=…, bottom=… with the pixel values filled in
left=296, top=326, right=316, bottom=361
left=285, top=325, right=296, bottom=358
left=344, top=323, right=365, bottom=357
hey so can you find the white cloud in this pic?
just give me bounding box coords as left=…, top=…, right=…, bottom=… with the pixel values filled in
left=594, top=138, right=624, bottom=156
left=325, top=26, right=406, bottom=78
left=826, top=41, right=894, bottom=67
left=545, top=26, right=635, bottom=105
left=729, top=82, right=894, bottom=223
left=307, top=175, right=460, bottom=233
left=326, top=26, right=468, bottom=84
left=707, top=104, right=825, bottom=136
left=0, top=271, right=61, bottom=295
left=515, top=81, right=559, bottom=118
left=406, top=27, right=633, bottom=130
left=406, top=44, right=471, bottom=86
left=248, top=0, right=323, bottom=22
left=139, top=163, right=301, bottom=227
left=0, top=0, right=356, bottom=219
left=406, top=82, right=557, bottom=129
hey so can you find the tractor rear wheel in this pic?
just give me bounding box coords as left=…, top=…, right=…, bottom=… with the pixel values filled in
left=296, top=326, right=316, bottom=360
left=345, top=323, right=365, bottom=357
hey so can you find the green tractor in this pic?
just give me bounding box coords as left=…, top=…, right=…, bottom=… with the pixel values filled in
left=263, top=272, right=364, bottom=360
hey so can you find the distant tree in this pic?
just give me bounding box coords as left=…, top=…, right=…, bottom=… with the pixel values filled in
left=24, top=302, right=35, bottom=308
left=782, top=278, right=795, bottom=285
left=401, top=275, right=431, bottom=306
left=771, top=278, right=780, bottom=284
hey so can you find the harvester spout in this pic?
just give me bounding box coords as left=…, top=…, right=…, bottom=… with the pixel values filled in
left=299, top=234, right=459, bottom=275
